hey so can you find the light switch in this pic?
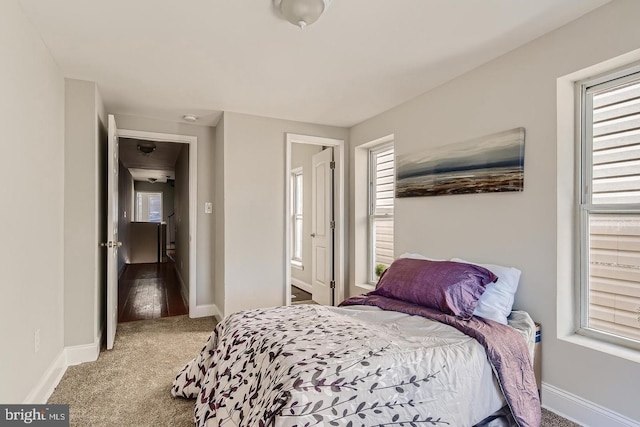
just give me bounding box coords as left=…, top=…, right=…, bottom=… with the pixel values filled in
left=205, top=202, right=213, bottom=214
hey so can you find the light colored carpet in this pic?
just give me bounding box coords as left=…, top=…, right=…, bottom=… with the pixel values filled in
left=48, top=315, right=215, bottom=426
left=48, top=315, right=580, bottom=426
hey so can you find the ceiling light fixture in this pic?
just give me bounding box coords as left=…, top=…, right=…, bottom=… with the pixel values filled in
left=275, top=0, right=331, bottom=29
left=183, top=114, right=198, bottom=122
left=137, top=142, right=156, bottom=155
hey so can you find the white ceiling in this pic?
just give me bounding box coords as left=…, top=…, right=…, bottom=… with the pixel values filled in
left=19, top=0, right=610, bottom=128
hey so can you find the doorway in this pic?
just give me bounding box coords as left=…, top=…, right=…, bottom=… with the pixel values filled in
left=116, top=137, right=188, bottom=322
left=105, top=125, right=197, bottom=336
left=284, top=133, right=345, bottom=307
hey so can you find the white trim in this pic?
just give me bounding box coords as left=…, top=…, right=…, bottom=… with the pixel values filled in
left=118, top=129, right=198, bottom=317
left=65, top=330, right=102, bottom=366
left=559, top=332, right=640, bottom=364
left=285, top=133, right=345, bottom=307
left=367, top=140, right=394, bottom=284
left=556, top=47, right=640, bottom=345
left=291, top=278, right=312, bottom=294
left=190, top=304, right=222, bottom=321
left=542, top=382, right=640, bottom=427
left=65, top=343, right=100, bottom=366
left=356, top=283, right=375, bottom=292
left=173, top=259, right=189, bottom=309
left=353, top=134, right=396, bottom=293
left=23, top=351, right=67, bottom=404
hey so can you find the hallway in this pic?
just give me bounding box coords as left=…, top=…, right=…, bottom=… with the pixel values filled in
left=118, top=262, right=187, bottom=322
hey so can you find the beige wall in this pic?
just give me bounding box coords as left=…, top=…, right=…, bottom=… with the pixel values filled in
left=64, top=79, right=107, bottom=349
left=290, top=143, right=322, bottom=287
left=349, top=0, right=640, bottom=421
left=113, top=114, right=216, bottom=308
left=0, top=0, right=65, bottom=402
left=220, top=112, right=349, bottom=315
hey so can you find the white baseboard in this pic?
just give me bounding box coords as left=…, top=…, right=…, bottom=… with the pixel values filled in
left=173, top=261, right=189, bottom=307
left=212, top=304, right=222, bottom=321
left=542, top=382, right=640, bottom=427
left=190, top=304, right=221, bottom=321
left=291, top=278, right=312, bottom=294
left=23, top=350, right=67, bottom=404
left=65, top=331, right=102, bottom=366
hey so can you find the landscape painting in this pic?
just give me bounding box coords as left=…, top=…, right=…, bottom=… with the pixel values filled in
left=396, top=127, right=525, bottom=198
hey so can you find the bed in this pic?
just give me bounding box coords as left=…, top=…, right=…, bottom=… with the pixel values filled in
left=172, top=257, right=541, bottom=427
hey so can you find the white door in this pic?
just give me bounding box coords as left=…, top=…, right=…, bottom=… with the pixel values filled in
left=105, top=114, right=120, bottom=350
left=311, top=148, right=334, bottom=305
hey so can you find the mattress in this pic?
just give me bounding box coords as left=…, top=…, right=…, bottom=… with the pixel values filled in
left=172, top=304, right=537, bottom=427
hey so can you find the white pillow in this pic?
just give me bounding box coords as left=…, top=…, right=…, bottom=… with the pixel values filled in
left=451, top=258, right=521, bottom=325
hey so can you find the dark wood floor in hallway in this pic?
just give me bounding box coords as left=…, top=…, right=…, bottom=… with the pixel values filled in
left=118, top=262, right=188, bottom=322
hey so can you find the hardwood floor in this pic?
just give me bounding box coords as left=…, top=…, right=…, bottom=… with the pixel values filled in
left=118, top=262, right=187, bottom=322
left=291, top=285, right=315, bottom=304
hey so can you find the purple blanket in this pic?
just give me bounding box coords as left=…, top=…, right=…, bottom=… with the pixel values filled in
left=340, top=294, right=541, bottom=427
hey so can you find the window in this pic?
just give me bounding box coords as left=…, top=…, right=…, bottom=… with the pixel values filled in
left=136, top=191, right=163, bottom=223
left=291, top=168, right=303, bottom=268
left=579, top=67, right=640, bottom=349
left=369, top=143, right=395, bottom=284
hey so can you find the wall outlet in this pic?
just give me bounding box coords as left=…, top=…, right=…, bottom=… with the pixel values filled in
left=34, top=329, right=40, bottom=353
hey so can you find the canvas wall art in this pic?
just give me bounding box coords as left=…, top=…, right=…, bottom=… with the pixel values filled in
left=396, top=127, right=525, bottom=198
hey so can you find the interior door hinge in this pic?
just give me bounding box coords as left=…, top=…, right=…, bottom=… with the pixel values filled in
left=330, top=220, right=335, bottom=229
left=330, top=280, right=336, bottom=289
left=330, top=161, right=336, bottom=170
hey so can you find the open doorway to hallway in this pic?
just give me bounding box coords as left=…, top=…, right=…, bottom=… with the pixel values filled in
left=117, top=137, right=190, bottom=322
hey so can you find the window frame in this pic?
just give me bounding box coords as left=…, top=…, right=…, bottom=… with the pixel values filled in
left=291, top=167, right=304, bottom=269
left=135, top=191, right=163, bottom=223
left=578, top=66, right=640, bottom=351
left=368, top=142, right=395, bottom=285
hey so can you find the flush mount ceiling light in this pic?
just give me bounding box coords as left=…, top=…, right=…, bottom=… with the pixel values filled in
left=137, top=142, right=156, bottom=155
left=275, top=0, right=331, bottom=29
left=183, top=114, right=198, bottom=122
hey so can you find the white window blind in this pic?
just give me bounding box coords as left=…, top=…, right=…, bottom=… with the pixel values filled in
left=369, top=144, right=395, bottom=283
left=580, top=68, right=640, bottom=349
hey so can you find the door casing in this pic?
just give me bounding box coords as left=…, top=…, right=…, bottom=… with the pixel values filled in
left=284, top=133, right=345, bottom=306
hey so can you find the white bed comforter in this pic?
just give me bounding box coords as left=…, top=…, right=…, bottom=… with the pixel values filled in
left=172, top=304, right=535, bottom=427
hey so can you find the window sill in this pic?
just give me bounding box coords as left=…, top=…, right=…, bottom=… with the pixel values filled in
left=355, top=283, right=375, bottom=292
left=291, top=261, right=304, bottom=271
left=560, top=333, right=640, bottom=364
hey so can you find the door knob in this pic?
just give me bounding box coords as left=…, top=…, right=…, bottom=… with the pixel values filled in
left=310, top=233, right=316, bottom=237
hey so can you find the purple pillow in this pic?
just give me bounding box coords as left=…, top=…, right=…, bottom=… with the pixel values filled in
left=371, top=258, right=497, bottom=319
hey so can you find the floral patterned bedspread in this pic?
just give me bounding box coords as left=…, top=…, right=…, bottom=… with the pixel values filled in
left=172, top=303, right=538, bottom=427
